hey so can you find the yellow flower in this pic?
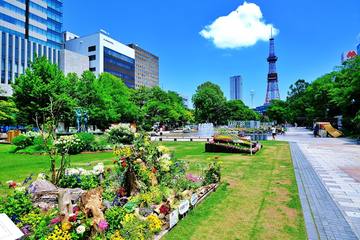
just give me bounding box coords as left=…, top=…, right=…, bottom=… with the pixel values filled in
left=61, top=222, right=72, bottom=231
left=110, top=230, right=125, bottom=240
left=146, top=214, right=162, bottom=233
left=46, top=226, right=71, bottom=240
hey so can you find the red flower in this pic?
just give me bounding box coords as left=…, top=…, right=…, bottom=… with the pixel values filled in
left=8, top=182, right=17, bottom=189
left=117, top=187, right=126, bottom=197
left=121, top=160, right=127, bottom=168
left=152, top=167, right=157, bottom=174
left=68, top=214, right=77, bottom=222
left=73, top=206, right=80, bottom=212
left=159, top=204, right=170, bottom=215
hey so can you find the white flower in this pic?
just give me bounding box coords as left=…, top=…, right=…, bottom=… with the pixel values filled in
left=76, top=225, right=86, bottom=234
left=65, top=168, right=80, bottom=176
left=93, top=163, right=104, bottom=175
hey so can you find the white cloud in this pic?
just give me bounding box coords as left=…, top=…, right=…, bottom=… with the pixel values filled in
left=200, top=2, right=279, bottom=49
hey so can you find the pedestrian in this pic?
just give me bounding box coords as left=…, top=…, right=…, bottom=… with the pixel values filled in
left=313, top=123, right=319, bottom=138
left=271, top=126, right=277, bottom=140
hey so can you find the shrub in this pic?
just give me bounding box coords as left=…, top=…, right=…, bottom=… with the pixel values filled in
left=0, top=191, right=33, bottom=223
left=91, top=135, right=111, bottom=151
left=76, top=132, right=95, bottom=151
left=12, top=135, right=33, bottom=149
left=58, top=174, right=100, bottom=190
left=203, top=161, right=221, bottom=185
left=105, top=125, right=134, bottom=145
left=54, top=135, right=83, bottom=154
left=105, top=206, right=127, bottom=233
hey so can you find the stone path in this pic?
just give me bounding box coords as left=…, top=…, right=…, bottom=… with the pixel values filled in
left=279, top=128, right=360, bottom=239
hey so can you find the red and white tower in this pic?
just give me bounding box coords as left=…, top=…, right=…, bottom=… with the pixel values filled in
left=264, top=33, right=280, bottom=104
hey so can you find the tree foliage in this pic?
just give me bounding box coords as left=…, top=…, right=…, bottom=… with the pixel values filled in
left=192, top=82, right=227, bottom=124
left=132, top=87, right=193, bottom=130
left=12, top=57, right=76, bottom=126
left=271, top=56, right=360, bottom=134
left=192, top=81, right=259, bottom=125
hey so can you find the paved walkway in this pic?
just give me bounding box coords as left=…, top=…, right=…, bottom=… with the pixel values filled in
left=278, top=128, right=360, bottom=239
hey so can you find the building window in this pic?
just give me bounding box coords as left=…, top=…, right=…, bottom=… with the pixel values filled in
left=89, top=67, right=96, bottom=72
left=89, top=55, right=96, bottom=61
left=88, top=46, right=96, bottom=52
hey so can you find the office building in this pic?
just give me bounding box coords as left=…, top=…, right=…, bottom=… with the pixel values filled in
left=65, top=31, right=136, bottom=88
left=59, top=49, right=88, bottom=76
left=128, top=44, right=159, bottom=88
left=230, top=75, right=243, bottom=101
left=0, top=0, right=63, bottom=96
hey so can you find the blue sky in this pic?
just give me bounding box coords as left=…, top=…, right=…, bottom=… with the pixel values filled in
left=63, top=0, right=360, bottom=107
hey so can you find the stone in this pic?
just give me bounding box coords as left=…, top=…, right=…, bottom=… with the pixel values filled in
left=28, top=180, right=57, bottom=195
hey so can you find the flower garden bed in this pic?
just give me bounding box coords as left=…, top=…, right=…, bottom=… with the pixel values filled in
left=0, top=133, right=221, bottom=239
left=205, top=135, right=262, bottom=154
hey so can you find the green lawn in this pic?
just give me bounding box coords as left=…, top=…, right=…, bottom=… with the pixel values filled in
left=0, top=144, right=115, bottom=196
left=0, top=141, right=306, bottom=239
left=162, top=141, right=306, bottom=240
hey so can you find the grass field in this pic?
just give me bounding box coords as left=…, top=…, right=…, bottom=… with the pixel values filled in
left=162, top=141, right=306, bottom=240
left=0, top=141, right=306, bottom=239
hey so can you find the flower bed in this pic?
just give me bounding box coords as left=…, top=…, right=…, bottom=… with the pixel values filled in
left=0, top=133, right=221, bottom=239
left=205, top=134, right=262, bottom=154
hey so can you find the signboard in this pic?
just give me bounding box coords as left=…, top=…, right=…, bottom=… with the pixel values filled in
left=342, top=50, right=357, bottom=63
left=178, top=200, right=190, bottom=215
left=190, top=193, right=198, bottom=206
left=169, top=209, right=179, bottom=229
left=0, top=214, right=24, bottom=240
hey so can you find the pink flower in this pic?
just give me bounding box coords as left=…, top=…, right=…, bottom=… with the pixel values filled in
left=98, top=219, right=108, bottom=231
left=50, top=217, right=61, bottom=225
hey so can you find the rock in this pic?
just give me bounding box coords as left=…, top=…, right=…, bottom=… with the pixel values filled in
left=103, top=200, right=111, bottom=209
left=139, top=208, right=153, bottom=217
left=28, top=180, right=57, bottom=195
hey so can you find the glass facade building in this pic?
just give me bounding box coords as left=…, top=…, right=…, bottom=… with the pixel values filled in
left=230, top=75, right=243, bottom=101
left=103, top=47, right=135, bottom=88
left=0, top=0, right=62, bottom=95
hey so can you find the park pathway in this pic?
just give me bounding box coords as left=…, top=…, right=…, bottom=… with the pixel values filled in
left=278, top=128, right=360, bottom=240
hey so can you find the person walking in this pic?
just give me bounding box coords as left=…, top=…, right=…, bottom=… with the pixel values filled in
left=313, top=123, right=319, bottom=138
left=271, top=126, right=277, bottom=140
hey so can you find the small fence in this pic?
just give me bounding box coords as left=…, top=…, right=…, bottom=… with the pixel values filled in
left=228, top=121, right=275, bottom=129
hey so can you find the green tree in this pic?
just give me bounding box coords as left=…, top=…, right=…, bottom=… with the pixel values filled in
left=192, top=82, right=227, bottom=125
left=330, top=56, right=360, bottom=132
left=266, top=99, right=289, bottom=124
left=12, top=57, right=76, bottom=126
left=0, top=99, right=18, bottom=125
left=132, top=87, right=192, bottom=130
left=75, top=72, right=140, bottom=130
left=225, top=100, right=260, bottom=121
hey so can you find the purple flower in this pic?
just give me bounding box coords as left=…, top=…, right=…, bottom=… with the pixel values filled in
left=21, top=225, right=31, bottom=235
left=98, top=219, right=108, bottom=231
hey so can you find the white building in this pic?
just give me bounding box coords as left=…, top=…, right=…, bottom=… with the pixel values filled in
left=230, top=75, right=243, bottom=101
left=64, top=30, right=136, bottom=88
left=59, top=49, right=89, bottom=76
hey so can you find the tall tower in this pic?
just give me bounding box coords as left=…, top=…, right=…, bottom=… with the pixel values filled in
left=264, top=32, right=280, bottom=104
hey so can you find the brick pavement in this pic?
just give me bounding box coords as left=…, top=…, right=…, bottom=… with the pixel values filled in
left=280, top=128, right=360, bottom=239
